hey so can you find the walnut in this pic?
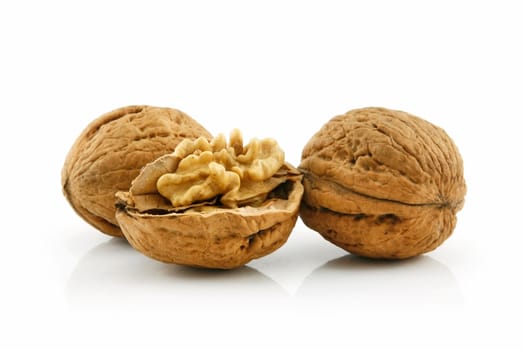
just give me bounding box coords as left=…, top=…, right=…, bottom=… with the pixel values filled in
left=115, top=130, right=303, bottom=269
left=299, top=107, right=466, bottom=259
left=156, top=130, right=286, bottom=209
left=61, top=105, right=212, bottom=237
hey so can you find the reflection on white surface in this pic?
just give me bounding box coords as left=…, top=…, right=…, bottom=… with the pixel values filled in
left=67, top=238, right=287, bottom=310
left=67, top=233, right=463, bottom=312
left=298, top=254, right=463, bottom=307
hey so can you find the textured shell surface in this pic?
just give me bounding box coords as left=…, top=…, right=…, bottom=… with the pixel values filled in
left=62, top=105, right=212, bottom=237
left=299, top=107, right=466, bottom=259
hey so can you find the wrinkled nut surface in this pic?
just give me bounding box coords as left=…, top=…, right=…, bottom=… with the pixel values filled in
left=156, top=130, right=285, bottom=209
left=116, top=131, right=303, bottom=269
left=299, top=107, right=466, bottom=259
left=62, top=105, right=212, bottom=237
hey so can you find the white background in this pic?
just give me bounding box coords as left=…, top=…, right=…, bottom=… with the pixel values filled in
left=1, top=0, right=523, bottom=349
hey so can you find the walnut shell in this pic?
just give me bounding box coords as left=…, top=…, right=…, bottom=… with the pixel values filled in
left=115, top=132, right=304, bottom=269
left=116, top=186, right=302, bottom=269
left=299, top=107, right=466, bottom=259
left=61, top=105, right=212, bottom=237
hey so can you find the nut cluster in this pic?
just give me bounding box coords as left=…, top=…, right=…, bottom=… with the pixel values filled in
left=62, top=105, right=465, bottom=268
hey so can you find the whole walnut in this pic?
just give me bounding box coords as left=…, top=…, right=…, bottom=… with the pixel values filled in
left=299, top=107, right=466, bottom=259
left=62, top=105, right=212, bottom=237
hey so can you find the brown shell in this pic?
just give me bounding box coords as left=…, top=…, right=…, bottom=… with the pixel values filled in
left=61, top=105, right=212, bottom=237
left=299, top=107, right=466, bottom=259
left=115, top=167, right=303, bottom=269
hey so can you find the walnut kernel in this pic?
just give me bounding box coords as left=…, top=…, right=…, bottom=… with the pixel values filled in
left=156, top=130, right=285, bottom=209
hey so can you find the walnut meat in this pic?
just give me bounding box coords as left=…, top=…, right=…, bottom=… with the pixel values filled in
left=115, top=131, right=303, bottom=269
left=299, top=107, right=466, bottom=259
left=61, top=105, right=212, bottom=237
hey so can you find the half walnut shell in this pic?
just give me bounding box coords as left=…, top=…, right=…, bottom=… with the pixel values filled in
left=115, top=132, right=303, bottom=269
